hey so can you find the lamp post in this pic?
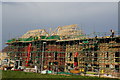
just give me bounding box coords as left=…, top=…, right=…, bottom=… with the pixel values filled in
left=41, top=42, right=46, bottom=73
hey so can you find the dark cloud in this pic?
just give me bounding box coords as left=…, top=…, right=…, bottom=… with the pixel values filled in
left=2, top=2, right=118, bottom=49
left=0, top=2, right=1, bottom=51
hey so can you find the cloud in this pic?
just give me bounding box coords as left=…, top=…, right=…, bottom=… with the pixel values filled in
left=2, top=0, right=120, bottom=2
left=2, top=2, right=118, bottom=49
left=0, top=2, right=1, bottom=51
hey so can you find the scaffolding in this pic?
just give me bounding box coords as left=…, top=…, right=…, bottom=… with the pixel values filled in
left=4, top=24, right=120, bottom=78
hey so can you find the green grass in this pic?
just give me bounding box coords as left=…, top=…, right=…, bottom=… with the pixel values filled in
left=1, top=70, right=120, bottom=80
left=86, top=72, right=95, bottom=74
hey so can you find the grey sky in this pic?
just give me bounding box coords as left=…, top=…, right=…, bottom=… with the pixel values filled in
left=0, top=2, right=2, bottom=50
left=2, top=2, right=118, bottom=49
left=2, top=0, right=120, bottom=2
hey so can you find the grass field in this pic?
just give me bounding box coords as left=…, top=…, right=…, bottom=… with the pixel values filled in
left=1, top=70, right=120, bottom=80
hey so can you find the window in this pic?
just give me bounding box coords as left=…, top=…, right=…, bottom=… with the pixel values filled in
left=115, top=65, right=119, bottom=72
left=94, top=53, right=97, bottom=61
left=105, top=52, right=109, bottom=59
left=54, top=52, right=57, bottom=60
left=115, top=52, right=120, bottom=62
left=106, top=52, right=109, bottom=58
left=20, top=61, right=22, bottom=66
left=106, top=65, right=109, bottom=68
left=68, top=53, right=72, bottom=61
left=70, top=53, right=72, bottom=61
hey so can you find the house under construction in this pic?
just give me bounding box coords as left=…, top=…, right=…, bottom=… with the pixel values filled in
left=5, top=24, right=120, bottom=78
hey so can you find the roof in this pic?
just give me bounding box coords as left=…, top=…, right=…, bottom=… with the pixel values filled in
left=21, top=29, right=49, bottom=38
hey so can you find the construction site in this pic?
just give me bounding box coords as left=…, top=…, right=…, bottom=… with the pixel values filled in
left=1, top=24, right=120, bottom=78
